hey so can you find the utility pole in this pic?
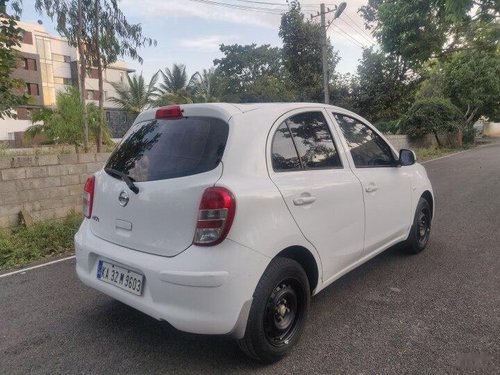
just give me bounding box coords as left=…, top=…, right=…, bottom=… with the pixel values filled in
left=312, top=2, right=347, bottom=105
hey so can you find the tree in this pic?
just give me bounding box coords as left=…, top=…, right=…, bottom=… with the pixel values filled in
left=279, top=1, right=339, bottom=101
left=0, top=0, right=28, bottom=119
left=354, top=48, right=417, bottom=123
left=109, top=72, right=159, bottom=114
left=400, top=98, right=461, bottom=146
left=83, top=0, right=156, bottom=152
left=25, top=86, right=108, bottom=151
left=10, top=0, right=155, bottom=151
left=213, top=43, right=295, bottom=102
left=443, top=49, right=500, bottom=142
left=190, top=68, right=218, bottom=103
left=360, top=0, right=450, bottom=69
left=156, top=63, right=198, bottom=105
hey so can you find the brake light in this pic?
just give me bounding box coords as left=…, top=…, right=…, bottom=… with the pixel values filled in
left=83, top=176, right=95, bottom=219
left=156, top=105, right=183, bottom=119
left=193, top=187, right=236, bottom=246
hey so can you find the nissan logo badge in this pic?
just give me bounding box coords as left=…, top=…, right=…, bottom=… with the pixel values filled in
left=118, top=190, right=129, bottom=207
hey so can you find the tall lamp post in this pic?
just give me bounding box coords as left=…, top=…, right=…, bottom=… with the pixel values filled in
left=314, top=2, right=347, bottom=104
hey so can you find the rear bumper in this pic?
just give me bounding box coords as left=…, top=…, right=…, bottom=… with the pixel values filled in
left=75, top=220, right=269, bottom=338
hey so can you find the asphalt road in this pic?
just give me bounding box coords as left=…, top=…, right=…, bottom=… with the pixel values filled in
left=1, top=141, right=499, bottom=374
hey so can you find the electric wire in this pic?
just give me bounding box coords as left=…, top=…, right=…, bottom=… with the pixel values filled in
left=187, top=0, right=284, bottom=14
left=344, top=13, right=377, bottom=43
left=330, top=23, right=366, bottom=48
left=337, top=16, right=375, bottom=45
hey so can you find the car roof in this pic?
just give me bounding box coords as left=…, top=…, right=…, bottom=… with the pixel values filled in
left=134, top=102, right=356, bottom=125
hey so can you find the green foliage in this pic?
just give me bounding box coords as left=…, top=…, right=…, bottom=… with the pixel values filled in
left=213, top=44, right=295, bottom=102
left=156, top=64, right=198, bottom=105
left=443, top=49, right=500, bottom=123
left=109, top=72, right=159, bottom=114
left=400, top=98, right=461, bottom=139
left=0, top=213, right=82, bottom=270
left=354, top=48, right=417, bottom=123
left=414, top=144, right=472, bottom=161
left=279, top=1, right=339, bottom=101
left=0, top=2, right=28, bottom=119
left=374, top=120, right=401, bottom=135
left=360, top=0, right=449, bottom=68
left=190, top=68, right=218, bottom=103
left=415, top=60, right=445, bottom=100
left=26, top=86, right=110, bottom=150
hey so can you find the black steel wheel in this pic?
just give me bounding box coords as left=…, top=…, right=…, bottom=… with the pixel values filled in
left=405, top=197, right=432, bottom=254
left=238, top=257, right=310, bottom=363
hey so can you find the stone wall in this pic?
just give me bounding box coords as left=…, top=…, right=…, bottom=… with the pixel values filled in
left=0, top=153, right=110, bottom=229
left=385, top=133, right=460, bottom=151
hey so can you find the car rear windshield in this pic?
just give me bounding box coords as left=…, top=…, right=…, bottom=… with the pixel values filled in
left=105, top=117, right=229, bottom=182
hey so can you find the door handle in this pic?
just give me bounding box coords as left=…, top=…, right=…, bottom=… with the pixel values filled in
left=293, top=196, right=317, bottom=206
left=365, top=184, right=378, bottom=193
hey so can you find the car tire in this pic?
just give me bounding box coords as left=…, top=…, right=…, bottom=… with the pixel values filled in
left=404, top=197, right=432, bottom=254
left=237, top=257, right=310, bottom=363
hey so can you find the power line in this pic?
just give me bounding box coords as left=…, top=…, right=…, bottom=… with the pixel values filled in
left=187, top=0, right=284, bottom=14
left=344, top=13, right=376, bottom=43
left=337, top=16, right=375, bottom=45
left=330, top=23, right=366, bottom=48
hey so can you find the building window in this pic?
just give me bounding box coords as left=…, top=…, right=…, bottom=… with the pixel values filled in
left=106, top=111, right=111, bottom=122
left=26, top=83, right=40, bottom=96
left=23, top=58, right=37, bottom=71
left=52, top=53, right=71, bottom=63
left=86, top=90, right=94, bottom=100
left=22, top=31, right=33, bottom=45
left=54, top=77, right=72, bottom=85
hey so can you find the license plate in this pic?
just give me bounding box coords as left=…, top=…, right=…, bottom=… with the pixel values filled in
left=97, top=260, right=144, bottom=296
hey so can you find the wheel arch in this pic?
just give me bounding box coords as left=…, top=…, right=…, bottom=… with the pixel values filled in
left=276, top=246, right=320, bottom=294
left=421, top=190, right=434, bottom=218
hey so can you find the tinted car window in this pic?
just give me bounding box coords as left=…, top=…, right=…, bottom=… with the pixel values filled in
left=271, top=122, right=302, bottom=171
left=106, top=117, right=228, bottom=182
left=334, top=114, right=395, bottom=168
left=287, top=112, right=342, bottom=169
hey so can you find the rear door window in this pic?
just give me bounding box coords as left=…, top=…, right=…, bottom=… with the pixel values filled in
left=106, top=117, right=229, bottom=182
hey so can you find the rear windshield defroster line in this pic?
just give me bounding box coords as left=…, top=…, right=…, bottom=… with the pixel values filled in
left=105, top=117, right=229, bottom=182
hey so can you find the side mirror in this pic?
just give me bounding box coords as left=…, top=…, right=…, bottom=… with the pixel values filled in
left=399, top=149, right=416, bottom=166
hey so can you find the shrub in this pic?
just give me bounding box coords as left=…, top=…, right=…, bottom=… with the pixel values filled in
left=374, top=119, right=401, bottom=134
left=400, top=98, right=462, bottom=146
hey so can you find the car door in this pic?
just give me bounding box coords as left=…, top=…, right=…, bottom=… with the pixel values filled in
left=330, top=112, right=412, bottom=254
left=268, top=109, right=365, bottom=281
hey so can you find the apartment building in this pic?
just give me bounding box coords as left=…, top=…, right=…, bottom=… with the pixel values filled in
left=0, top=20, right=135, bottom=144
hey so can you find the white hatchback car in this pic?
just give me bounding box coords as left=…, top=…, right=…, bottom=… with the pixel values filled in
left=75, top=103, right=434, bottom=362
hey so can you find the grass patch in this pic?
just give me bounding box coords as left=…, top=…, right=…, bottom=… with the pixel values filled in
left=415, top=145, right=473, bottom=162
left=0, top=214, right=82, bottom=271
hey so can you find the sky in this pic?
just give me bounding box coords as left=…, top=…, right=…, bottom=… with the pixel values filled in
left=19, top=0, right=376, bottom=81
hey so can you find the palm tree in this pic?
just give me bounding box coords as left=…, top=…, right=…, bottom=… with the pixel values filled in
left=109, top=72, right=159, bottom=114
left=156, top=63, right=198, bottom=105
left=191, top=68, right=218, bottom=103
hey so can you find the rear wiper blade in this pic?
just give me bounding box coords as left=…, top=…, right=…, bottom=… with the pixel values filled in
left=104, top=168, right=139, bottom=194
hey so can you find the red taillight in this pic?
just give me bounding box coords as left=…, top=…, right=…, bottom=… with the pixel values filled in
left=193, top=187, right=236, bottom=246
left=83, top=175, right=95, bottom=219
left=156, top=105, right=183, bottom=119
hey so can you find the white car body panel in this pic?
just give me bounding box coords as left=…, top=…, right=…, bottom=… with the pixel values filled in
left=75, top=102, right=434, bottom=338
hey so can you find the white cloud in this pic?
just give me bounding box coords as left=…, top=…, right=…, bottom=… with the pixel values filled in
left=179, top=34, right=240, bottom=51
left=120, top=0, right=281, bottom=28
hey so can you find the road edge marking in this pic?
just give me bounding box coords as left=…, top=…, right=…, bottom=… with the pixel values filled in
left=421, top=141, right=496, bottom=164
left=0, top=255, right=76, bottom=279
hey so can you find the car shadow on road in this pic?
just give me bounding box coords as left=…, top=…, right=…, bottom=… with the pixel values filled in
left=77, top=243, right=416, bottom=372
